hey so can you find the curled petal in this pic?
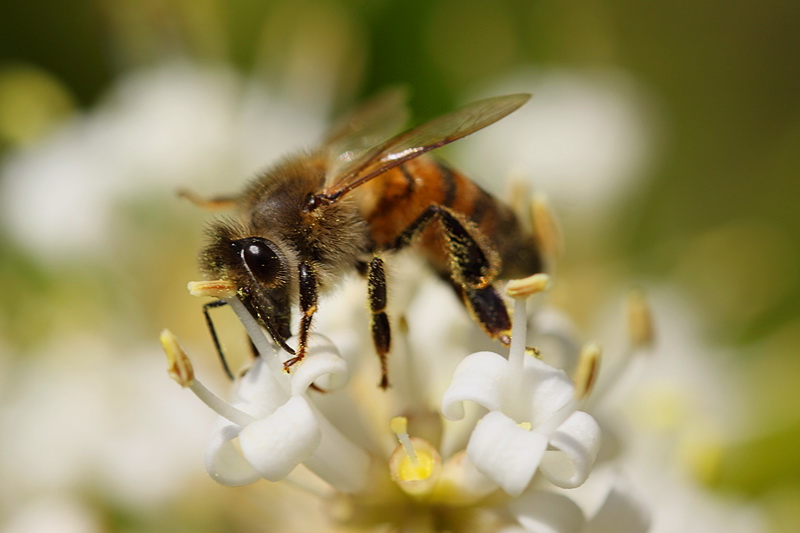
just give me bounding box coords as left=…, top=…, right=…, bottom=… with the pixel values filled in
left=205, top=423, right=261, bottom=486
left=289, top=335, right=349, bottom=395
left=238, top=396, right=321, bottom=481
left=441, top=351, right=508, bottom=420
left=466, top=411, right=548, bottom=497
left=539, top=411, right=601, bottom=488
left=509, top=490, right=586, bottom=533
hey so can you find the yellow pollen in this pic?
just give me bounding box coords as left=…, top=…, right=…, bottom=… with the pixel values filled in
left=398, top=450, right=435, bottom=482
left=518, top=421, right=533, bottom=431
left=188, top=279, right=237, bottom=299
left=159, top=329, right=194, bottom=387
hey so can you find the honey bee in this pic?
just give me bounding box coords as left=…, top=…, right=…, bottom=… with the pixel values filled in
left=189, top=92, right=542, bottom=388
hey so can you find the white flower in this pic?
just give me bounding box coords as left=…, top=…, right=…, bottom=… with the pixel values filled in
left=161, top=296, right=370, bottom=493
left=455, top=68, right=655, bottom=217
left=442, top=293, right=602, bottom=497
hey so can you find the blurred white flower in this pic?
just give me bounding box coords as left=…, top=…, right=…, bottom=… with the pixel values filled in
left=586, top=288, right=770, bottom=533
left=0, top=63, right=327, bottom=262
left=456, top=68, right=656, bottom=217
left=0, top=335, right=215, bottom=516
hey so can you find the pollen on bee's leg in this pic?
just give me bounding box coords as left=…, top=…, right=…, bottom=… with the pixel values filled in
left=389, top=416, right=441, bottom=497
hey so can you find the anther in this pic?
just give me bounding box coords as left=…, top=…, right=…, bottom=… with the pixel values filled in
left=505, top=273, right=552, bottom=300
left=160, top=329, right=194, bottom=387
left=530, top=193, right=562, bottom=261
left=188, top=279, right=237, bottom=299
left=627, top=288, right=654, bottom=349
left=574, top=343, right=602, bottom=400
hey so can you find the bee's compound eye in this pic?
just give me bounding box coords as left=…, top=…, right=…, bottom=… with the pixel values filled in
left=235, top=237, right=282, bottom=285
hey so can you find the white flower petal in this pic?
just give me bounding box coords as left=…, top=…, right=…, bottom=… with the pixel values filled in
left=520, top=356, right=576, bottom=426
left=466, top=411, right=548, bottom=497
left=441, top=351, right=508, bottom=420
left=233, top=359, right=289, bottom=417
left=539, top=411, right=601, bottom=488
left=289, top=335, right=349, bottom=395
left=204, top=423, right=261, bottom=486
left=301, top=414, right=370, bottom=494
left=584, top=475, right=650, bottom=533
left=509, top=490, right=586, bottom=533
left=238, top=396, right=321, bottom=481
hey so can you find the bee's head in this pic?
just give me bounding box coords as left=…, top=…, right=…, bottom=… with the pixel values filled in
left=201, top=221, right=296, bottom=353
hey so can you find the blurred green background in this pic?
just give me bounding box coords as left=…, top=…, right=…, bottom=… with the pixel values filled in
left=0, top=0, right=798, bottom=531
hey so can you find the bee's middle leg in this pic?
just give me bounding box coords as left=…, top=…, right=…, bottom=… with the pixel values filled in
left=367, top=256, right=392, bottom=389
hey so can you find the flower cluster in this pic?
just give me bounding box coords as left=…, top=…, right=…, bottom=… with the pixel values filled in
left=161, top=271, right=651, bottom=532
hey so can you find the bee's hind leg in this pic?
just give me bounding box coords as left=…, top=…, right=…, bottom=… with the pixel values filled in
left=448, top=280, right=512, bottom=346
left=367, top=256, right=392, bottom=389
left=391, top=204, right=499, bottom=290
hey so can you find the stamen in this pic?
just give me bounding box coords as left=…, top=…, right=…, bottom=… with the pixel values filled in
left=188, top=279, right=238, bottom=299
left=504, top=274, right=551, bottom=410
left=160, top=329, right=194, bottom=386
left=531, top=193, right=562, bottom=261
left=159, top=329, right=255, bottom=427
left=573, top=343, right=602, bottom=400
left=389, top=417, right=440, bottom=495
left=391, top=416, right=419, bottom=466
left=627, top=288, right=654, bottom=350
left=505, top=273, right=552, bottom=300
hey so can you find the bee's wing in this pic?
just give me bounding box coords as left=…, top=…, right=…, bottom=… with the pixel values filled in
left=321, top=93, right=530, bottom=201
left=323, top=88, right=410, bottom=182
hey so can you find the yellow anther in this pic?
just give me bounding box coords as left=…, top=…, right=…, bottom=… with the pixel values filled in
left=160, top=329, right=194, bottom=387
left=531, top=193, right=562, bottom=260
left=627, top=287, right=654, bottom=349
left=505, top=273, right=552, bottom=300
left=574, top=343, right=602, bottom=400
left=188, top=279, right=237, bottom=299
left=518, top=421, right=533, bottom=431
left=391, top=416, right=409, bottom=437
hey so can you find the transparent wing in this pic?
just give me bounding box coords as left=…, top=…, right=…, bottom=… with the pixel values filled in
left=322, top=93, right=530, bottom=202
left=323, top=88, right=410, bottom=183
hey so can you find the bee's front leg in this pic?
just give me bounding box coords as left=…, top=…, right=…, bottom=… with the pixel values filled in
left=284, top=262, right=318, bottom=372
left=367, top=256, right=392, bottom=389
